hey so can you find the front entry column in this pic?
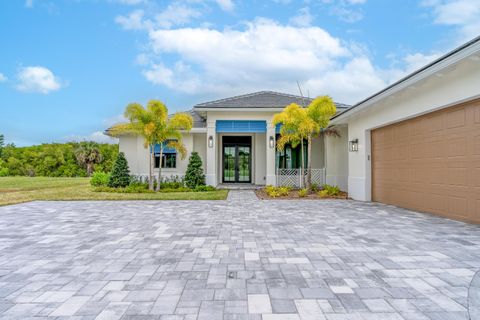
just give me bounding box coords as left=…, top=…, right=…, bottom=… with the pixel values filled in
left=266, top=120, right=276, bottom=186
left=206, top=120, right=217, bottom=186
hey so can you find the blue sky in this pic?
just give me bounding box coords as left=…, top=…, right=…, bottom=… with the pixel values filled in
left=0, top=0, right=478, bottom=146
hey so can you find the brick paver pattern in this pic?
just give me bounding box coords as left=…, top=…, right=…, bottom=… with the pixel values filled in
left=0, top=190, right=479, bottom=320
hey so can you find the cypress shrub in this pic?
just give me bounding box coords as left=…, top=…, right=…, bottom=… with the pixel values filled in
left=184, top=152, right=205, bottom=189
left=108, top=152, right=130, bottom=188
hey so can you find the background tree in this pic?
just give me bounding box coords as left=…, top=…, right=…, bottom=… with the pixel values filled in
left=108, top=152, right=130, bottom=188
left=184, top=151, right=205, bottom=189
left=74, top=142, right=103, bottom=176
left=0, top=134, right=4, bottom=157
left=273, top=96, right=337, bottom=188
left=108, top=100, right=193, bottom=191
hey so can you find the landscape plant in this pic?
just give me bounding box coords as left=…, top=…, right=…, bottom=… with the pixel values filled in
left=108, top=152, right=130, bottom=188
left=75, top=142, right=103, bottom=176
left=108, top=100, right=193, bottom=191
left=184, top=151, right=205, bottom=189
left=298, top=188, right=308, bottom=197
left=273, top=96, right=338, bottom=188
left=90, top=171, right=110, bottom=187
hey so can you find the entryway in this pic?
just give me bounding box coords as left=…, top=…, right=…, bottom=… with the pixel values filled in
left=222, top=136, right=251, bottom=183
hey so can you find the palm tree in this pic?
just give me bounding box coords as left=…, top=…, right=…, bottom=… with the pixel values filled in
left=108, top=100, right=193, bottom=191
left=273, top=96, right=337, bottom=188
left=75, top=142, right=103, bottom=176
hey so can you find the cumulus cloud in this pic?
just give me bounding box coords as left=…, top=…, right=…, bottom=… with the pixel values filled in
left=137, top=18, right=410, bottom=103
left=16, top=66, right=62, bottom=94
left=66, top=131, right=118, bottom=144
left=216, top=0, right=234, bottom=12
left=0, top=73, right=7, bottom=82
left=422, top=0, right=480, bottom=43
left=289, top=7, right=314, bottom=27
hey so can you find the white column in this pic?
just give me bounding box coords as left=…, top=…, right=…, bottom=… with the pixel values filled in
left=265, top=120, right=276, bottom=186
left=206, top=120, right=217, bottom=186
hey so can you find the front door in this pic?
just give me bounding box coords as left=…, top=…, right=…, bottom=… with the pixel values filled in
left=222, top=136, right=251, bottom=183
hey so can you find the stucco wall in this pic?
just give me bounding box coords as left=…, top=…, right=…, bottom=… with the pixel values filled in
left=342, top=57, right=480, bottom=201
left=193, top=133, right=207, bottom=172
left=324, top=126, right=348, bottom=191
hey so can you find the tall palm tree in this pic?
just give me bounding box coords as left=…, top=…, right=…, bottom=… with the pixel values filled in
left=108, top=100, right=193, bottom=191
left=273, top=96, right=337, bottom=188
left=75, top=142, right=103, bottom=176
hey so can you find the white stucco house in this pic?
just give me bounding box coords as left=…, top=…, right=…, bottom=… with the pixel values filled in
left=109, top=36, right=480, bottom=223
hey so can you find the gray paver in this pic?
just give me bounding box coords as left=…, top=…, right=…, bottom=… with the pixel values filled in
left=0, top=190, right=479, bottom=319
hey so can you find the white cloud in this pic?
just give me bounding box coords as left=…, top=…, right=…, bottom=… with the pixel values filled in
left=25, top=0, right=34, bottom=8
left=0, top=73, right=7, bottom=82
left=66, top=131, right=118, bottom=144
left=216, top=0, right=234, bottom=12
left=16, top=66, right=62, bottom=94
left=116, top=4, right=201, bottom=30
left=422, top=0, right=480, bottom=43
left=115, top=9, right=149, bottom=30
left=137, top=18, right=414, bottom=103
left=289, top=7, right=314, bottom=27
left=321, top=0, right=366, bottom=23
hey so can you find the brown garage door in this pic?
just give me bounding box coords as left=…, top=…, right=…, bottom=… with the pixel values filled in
left=372, top=98, right=480, bottom=224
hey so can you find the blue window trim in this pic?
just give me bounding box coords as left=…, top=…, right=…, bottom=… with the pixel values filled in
left=151, top=140, right=176, bottom=154
left=216, top=120, right=267, bottom=133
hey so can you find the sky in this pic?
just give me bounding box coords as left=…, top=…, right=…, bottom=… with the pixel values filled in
left=0, top=0, right=479, bottom=146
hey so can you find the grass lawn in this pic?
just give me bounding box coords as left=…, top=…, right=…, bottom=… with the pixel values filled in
left=0, top=177, right=229, bottom=206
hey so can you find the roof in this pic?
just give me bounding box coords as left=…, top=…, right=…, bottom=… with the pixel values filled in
left=194, top=91, right=350, bottom=110
left=332, top=35, right=480, bottom=122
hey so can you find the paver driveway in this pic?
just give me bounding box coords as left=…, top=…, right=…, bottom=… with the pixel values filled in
left=0, top=191, right=479, bottom=320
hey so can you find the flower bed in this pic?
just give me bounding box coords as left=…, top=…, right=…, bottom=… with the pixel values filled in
left=255, top=184, right=348, bottom=200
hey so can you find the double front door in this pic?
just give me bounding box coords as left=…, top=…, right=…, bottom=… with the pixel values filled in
left=222, top=136, right=251, bottom=183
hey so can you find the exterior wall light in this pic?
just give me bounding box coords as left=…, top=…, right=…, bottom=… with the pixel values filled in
left=269, top=136, right=275, bottom=148
left=349, top=139, right=359, bottom=152
left=208, top=135, right=214, bottom=148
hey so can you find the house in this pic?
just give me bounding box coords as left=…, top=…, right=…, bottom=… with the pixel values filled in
left=109, top=35, right=480, bottom=223
left=112, top=91, right=350, bottom=187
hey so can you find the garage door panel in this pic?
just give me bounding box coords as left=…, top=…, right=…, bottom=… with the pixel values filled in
left=372, top=98, right=480, bottom=224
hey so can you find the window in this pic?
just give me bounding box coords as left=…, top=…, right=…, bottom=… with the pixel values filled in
left=275, top=135, right=307, bottom=169
left=154, top=153, right=176, bottom=169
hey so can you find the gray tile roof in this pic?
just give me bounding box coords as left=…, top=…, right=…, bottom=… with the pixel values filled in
left=194, top=91, right=350, bottom=110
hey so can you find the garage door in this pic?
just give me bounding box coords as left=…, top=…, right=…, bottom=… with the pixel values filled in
left=372, top=99, right=480, bottom=224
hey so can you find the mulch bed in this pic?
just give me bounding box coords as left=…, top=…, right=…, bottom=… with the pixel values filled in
left=255, top=189, right=349, bottom=200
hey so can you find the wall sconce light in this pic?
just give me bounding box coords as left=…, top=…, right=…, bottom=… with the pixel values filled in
left=349, top=139, right=359, bottom=152
left=269, top=136, right=275, bottom=148
left=208, top=136, right=214, bottom=148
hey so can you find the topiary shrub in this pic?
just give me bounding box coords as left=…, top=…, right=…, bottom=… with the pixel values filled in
left=108, top=152, right=130, bottom=188
left=90, top=171, right=110, bottom=187
left=184, top=152, right=205, bottom=189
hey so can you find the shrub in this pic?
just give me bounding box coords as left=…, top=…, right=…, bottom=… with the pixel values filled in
left=184, top=152, right=206, bottom=189
left=161, top=181, right=184, bottom=189
left=90, top=172, right=110, bottom=187
left=93, top=186, right=154, bottom=193
left=278, top=186, right=290, bottom=196
left=108, top=152, right=130, bottom=188
left=194, top=185, right=216, bottom=192
left=309, top=183, right=319, bottom=192
left=298, top=188, right=308, bottom=198
left=318, top=184, right=341, bottom=198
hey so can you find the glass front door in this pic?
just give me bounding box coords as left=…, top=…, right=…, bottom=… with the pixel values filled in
left=222, top=137, right=251, bottom=183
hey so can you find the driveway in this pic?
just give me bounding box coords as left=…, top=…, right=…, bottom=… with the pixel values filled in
left=0, top=191, right=479, bottom=320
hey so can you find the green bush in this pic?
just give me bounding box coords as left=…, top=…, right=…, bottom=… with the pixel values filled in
left=93, top=186, right=154, bottom=193
left=161, top=181, right=184, bottom=189
left=298, top=188, right=308, bottom=197
left=319, top=184, right=341, bottom=197
left=184, top=152, right=205, bottom=189
left=194, top=185, right=216, bottom=192
left=108, top=152, right=131, bottom=188
left=309, top=183, right=319, bottom=192
left=90, top=172, right=110, bottom=187
left=265, top=185, right=291, bottom=198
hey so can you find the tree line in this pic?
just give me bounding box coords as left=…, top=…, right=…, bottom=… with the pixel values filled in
left=0, top=135, right=118, bottom=177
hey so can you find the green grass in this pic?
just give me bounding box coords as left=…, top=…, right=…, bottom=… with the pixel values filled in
left=0, top=177, right=229, bottom=206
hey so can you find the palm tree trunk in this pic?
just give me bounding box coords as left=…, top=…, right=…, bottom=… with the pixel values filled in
left=306, top=135, right=312, bottom=189
left=87, top=163, right=93, bottom=176
left=149, top=146, right=154, bottom=191
left=156, top=148, right=163, bottom=192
